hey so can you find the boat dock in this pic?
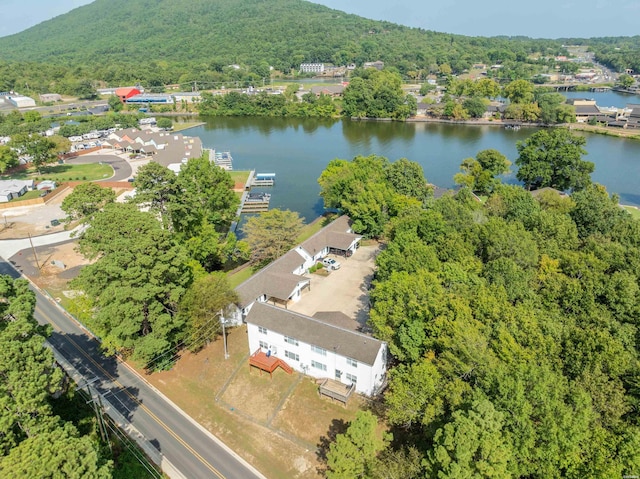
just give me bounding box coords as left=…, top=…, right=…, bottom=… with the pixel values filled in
left=252, top=172, right=276, bottom=187
left=240, top=191, right=271, bottom=213
left=209, top=149, right=233, bottom=170
left=230, top=170, right=276, bottom=231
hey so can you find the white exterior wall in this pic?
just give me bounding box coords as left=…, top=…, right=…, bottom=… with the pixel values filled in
left=247, top=322, right=385, bottom=396
left=8, top=96, right=36, bottom=108
left=300, top=63, right=325, bottom=73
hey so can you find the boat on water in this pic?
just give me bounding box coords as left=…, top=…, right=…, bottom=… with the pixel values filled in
left=504, top=124, right=521, bottom=131
left=211, top=149, right=233, bottom=170
left=245, top=191, right=271, bottom=202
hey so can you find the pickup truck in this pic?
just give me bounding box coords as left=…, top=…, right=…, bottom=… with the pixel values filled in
left=322, top=257, right=341, bottom=270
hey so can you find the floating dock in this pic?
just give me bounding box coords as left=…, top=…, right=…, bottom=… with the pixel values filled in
left=240, top=191, right=271, bottom=213
left=209, top=149, right=233, bottom=170
left=252, top=172, right=276, bottom=187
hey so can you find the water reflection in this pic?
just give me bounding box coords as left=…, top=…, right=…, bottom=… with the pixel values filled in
left=184, top=117, right=640, bottom=221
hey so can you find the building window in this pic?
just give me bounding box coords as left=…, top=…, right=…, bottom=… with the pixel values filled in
left=284, top=336, right=299, bottom=346
left=258, top=326, right=267, bottom=335
left=346, top=357, right=358, bottom=368
left=311, top=360, right=327, bottom=372
left=311, top=345, right=327, bottom=356
left=285, top=350, right=299, bottom=362
left=259, top=340, right=268, bottom=349
left=346, top=373, right=357, bottom=385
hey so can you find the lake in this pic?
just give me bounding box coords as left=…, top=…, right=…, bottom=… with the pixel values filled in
left=184, top=117, right=640, bottom=223
left=562, top=90, right=639, bottom=109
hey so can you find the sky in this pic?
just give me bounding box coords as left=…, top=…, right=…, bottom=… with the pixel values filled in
left=1, top=0, right=639, bottom=39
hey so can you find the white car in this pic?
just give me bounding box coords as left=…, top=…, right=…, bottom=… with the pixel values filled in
left=322, top=257, right=341, bottom=270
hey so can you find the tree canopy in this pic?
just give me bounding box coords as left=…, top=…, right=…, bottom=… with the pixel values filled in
left=242, top=209, right=304, bottom=268
left=0, top=275, right=112, bottom=477
left=61, top=183, right=116, bottom=222
left=318, top=145, right=640, bottom=478
left=71, top=202, right=193, bottom=363
left=515, top=128, right=593, bottom=191
left=342, top=69, right=416, bottom=119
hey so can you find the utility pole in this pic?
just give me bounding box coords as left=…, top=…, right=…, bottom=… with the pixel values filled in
left=27, top=232, right=40, bottom=269
left=79, top=378, right=110, bottom=450
left=220, top=310, right=229, bottom=360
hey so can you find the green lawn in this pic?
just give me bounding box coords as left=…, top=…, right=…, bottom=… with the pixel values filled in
left=227, top=266, right=253, bottom=289
left=10, top=190, right=43, bottom=202
left=4, top=163, right=114, bottom=182
left=229, top=170, right=250, bottom=186
left=622, top=205, right=640, bottom=220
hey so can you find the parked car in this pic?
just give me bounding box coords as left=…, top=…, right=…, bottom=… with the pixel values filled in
left=322, top=257, right=341, bottom=270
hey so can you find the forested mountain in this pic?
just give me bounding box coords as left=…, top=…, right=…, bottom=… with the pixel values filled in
left=0, top=0, right=566, bottom=91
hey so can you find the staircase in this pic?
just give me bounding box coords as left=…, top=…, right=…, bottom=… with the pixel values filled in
left=274, top=358, right=293, bottom=374
left=249, top=349, right=293, bottom=377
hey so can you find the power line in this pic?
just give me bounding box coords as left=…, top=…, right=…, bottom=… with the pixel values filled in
left=143, top=312, right=227, bottom=369
left=102, top=415, right=163, bottom=479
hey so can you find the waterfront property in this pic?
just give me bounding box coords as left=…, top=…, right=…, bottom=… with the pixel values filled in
left=246, top=302, right=387, bottom=396
left=235, top=215, right=361, bottom=313
left=232, top=216, right=385, bottom=395
left=103, top=128, right=203, bottom=168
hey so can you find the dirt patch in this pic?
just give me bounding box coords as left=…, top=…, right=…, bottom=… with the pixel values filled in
left=12, top=240, right=90, bottom=290
left=272, top=378, right=365, bottom=445
left=221, top=365, right=298, bottom=424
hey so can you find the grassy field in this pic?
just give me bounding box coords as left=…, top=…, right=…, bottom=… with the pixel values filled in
left=4, top=163, right=114, bottom=182
left=9, top=189, right=43, bottom=202
left=172, top=121, right=205, bottom=132
left=229, top=170, right=250, bottom=187
left=227, top=265, right=253, bottom=289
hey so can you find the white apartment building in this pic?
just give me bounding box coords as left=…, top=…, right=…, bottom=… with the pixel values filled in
left=300, top=63, right=325, bottom=73
left=246, top=302, right=387, bottom=396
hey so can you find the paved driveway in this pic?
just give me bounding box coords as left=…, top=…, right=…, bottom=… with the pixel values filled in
left=64, top=153, right=132, bottom=181
left=289, top=243, right=380, bottom=329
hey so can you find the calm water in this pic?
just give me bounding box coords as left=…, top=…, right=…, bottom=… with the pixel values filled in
left=184, top=117, right=640, bottom=223
left=562, top=90, right=640, bottom=108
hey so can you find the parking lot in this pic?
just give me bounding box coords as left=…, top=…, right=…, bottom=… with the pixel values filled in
left=288, top=242, right=380, bottom=329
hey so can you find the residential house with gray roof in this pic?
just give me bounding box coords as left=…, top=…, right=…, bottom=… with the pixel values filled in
left=236, top=216, right=386, bottom=395
left=246, top=302, right=387, bottom=396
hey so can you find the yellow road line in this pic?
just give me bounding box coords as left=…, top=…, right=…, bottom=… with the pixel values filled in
left=36, top=304, right=226, bottom=479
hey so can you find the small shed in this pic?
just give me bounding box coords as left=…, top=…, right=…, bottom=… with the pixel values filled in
left=37, top=180, right=57, bottom=191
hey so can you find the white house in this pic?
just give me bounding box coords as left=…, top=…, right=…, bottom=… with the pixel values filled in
left=234, top=216, right=386, bottom=396
left=234, top=215, right=362, bottom=319
left=246, top=302, right=387, bottom=396
left=0, top=180, right=35, bottom=203
left=36, top=180, right=57, bottom=191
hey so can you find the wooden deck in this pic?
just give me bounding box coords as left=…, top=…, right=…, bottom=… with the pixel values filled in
left=318, top=378, right=354, bottom=405
left=249, top=349, right=293, bottom=378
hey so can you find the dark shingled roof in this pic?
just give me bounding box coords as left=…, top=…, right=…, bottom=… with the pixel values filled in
left=301, top=215, right=361, bottom=255
left=247, top=302, right=384, bottom=365
left=574, top=105, right=600, bottom=115
left=236, top=250, right=308, bottom=308
left=235, top=216, right=359, bottom=308
left=313, top=311, right=360, bottom=332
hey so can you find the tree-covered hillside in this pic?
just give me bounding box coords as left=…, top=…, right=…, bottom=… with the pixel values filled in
left=0, top=0, right=566, bottom=90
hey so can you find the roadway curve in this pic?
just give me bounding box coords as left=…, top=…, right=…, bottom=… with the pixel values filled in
left=65, top=154, right=133, bottom=182
left=0, top=258, right=264, bottom=479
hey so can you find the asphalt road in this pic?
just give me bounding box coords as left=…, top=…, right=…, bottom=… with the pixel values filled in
left=0, top=259, right=264, bottom=479
left=65, top=154, right=133, bottom=181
